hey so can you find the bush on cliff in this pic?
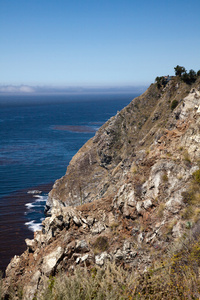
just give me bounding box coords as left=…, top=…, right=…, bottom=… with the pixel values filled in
left=193, top=170, right=200, bottom=184
left=171, top=100, right=179, bottom=110
left=181, top=69, right=197, bottom=84
left=174, top=65, right=199, bottom=84
left=155, top=76, right=168, bottom=89
left=174, top=65, right=186, bottom=76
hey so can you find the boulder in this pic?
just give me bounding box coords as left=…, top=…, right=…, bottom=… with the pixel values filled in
left=25, top=238, right=36, bottom=252
left=95, top=252, right=110, bottom=266
left=42, top=246, right=64, bottom=275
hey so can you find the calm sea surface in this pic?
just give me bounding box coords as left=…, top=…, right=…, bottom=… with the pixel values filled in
left=0, top=93, right=138, bottom=271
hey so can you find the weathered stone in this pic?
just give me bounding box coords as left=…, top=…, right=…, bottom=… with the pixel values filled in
left=64, top=240, right=76, bottom=255
left=91, top=222, right=105, bottom=234
left=136, top=201, right=143, bottom=214
left=172, top=221, right=183, bottom=238
left=25, top=238, right=36, bottom=252
left=42, top=246, right=64, bottom=275
left=143, top=199, right=152, bottom=210
left=107, top=212, right=116, bottom=226
left=123, top=203, right=131, bottom=217
left=123, top=240, right=131, bottom=252
left=138, top=232, right=144, bottom=243
left=95, top=252, right=110, bottom=266
left=81, top=253, right=89, bottom=262
left=114, top=249, right=124, bottom=260
left=76, top=254, right=89, bottom=264
left=75, top=240, right=89, bottom=253
left=23, top=270, right=41, bottom=300
left=127, top=190, right=136, bottom=207
left=73, top=215, right=82, bottom=226
left=86, top=216, right=94, bottom=226
left=5, top=255, right=21, bottom=277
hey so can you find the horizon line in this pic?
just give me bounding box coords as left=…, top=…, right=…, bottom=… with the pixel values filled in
left=0, top=84, right=149, bottom=95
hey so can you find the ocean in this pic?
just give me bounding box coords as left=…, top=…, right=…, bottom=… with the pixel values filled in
left=0, top=93, right=138, bottom=271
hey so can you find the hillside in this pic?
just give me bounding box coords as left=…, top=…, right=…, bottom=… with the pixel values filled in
left=2, top=75, right=200, bottom=299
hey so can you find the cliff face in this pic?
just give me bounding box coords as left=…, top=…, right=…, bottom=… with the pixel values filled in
left=2, top=77, right=200, bottom=299
left=46, top=84, right=162, bottom=209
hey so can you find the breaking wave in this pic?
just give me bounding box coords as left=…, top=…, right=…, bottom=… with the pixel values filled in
left=25, top=194, right=48, bottom=232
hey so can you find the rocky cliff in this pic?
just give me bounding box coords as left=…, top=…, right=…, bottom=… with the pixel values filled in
left=2, top=76, right=200, bottom=299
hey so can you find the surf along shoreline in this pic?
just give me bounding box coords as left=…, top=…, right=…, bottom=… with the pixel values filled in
left=0, top=182, right=52, bottom=273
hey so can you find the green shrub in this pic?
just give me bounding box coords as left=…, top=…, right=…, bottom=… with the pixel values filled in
left=182, top=190, right=194, bottom=205
left=181, top=69, right=197, bottom=84
left=192, top=170, right=200, bottom=184
left=174, top=65, right=186, bottom=76
left=171, top=100, right=179, bottom=110
left=155, top=76, right=168, bottom=89
left=162, top=172, right=168, bottom=182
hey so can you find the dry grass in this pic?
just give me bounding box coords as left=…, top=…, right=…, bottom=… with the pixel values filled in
left=92, top=236, right=109, bottom=255
left=3, top=231, right=200, bottom=299
left=183, top=150, right=191, bottom=163
left=41, top=263, right=136, bottom=300
left=162, top=172, right=168, bottom=182
left=157, top=203, right=165, bottom=218
left=39, top=232, right=200, bottom=300
left=130, top=162, right=138, bottom=175
left=193, top=169, right=200, bottom=184
left=164, top=219, right=177, bottom=236
left=181, top=174, right=200, bottom=224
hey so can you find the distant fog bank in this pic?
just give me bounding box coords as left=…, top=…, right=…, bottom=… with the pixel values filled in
left=0, top=84, right=148, bottom=96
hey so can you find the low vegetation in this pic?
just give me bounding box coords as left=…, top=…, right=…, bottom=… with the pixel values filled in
left=93, top=236, right=109, bottom=254
left=2, top=239, right=200, bottom=300
left=181, top=170, right=200, bottom=222
left=193, top=170, right=200, bottom=184
left=155, top=76, right=169, bottom=88
left=39, top=231, right=200, bottom=300
left=170, top=99, right=179, bottom=111
left=155, top=65, right=200, bottom=89
left=174, top=65, right=200, bottom=84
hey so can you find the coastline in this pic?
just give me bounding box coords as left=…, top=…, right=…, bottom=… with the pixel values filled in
left=0, top=182, right=52, bottom=273
left=0, top=94, right=135, bottom=276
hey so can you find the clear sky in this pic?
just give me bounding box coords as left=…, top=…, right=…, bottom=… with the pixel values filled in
left=1, top=0, right=200, bottom=88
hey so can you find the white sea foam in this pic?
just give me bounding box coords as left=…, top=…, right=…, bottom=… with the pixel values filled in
left=25, top=202, right=43, bottom=209
left=25, top=193, right=47, bottom=232
left=34, top=195, right=48, bottom=202
left=25, top=203, right=34, bottom=209
left=25, top=220, right=42, bottom=232
left=25, top=195, right=47, bottom=209
left=27, top=190, right=42, bottom=194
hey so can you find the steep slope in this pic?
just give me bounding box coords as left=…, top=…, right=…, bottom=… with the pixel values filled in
left=47, top=77, right=199, bottom=209
left=46, top=83, right=164, bottom=209
left=2, top=77, right=200, bottom=299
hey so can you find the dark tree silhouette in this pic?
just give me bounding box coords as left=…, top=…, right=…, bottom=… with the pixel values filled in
left=174, top=65, right=186, bottom=76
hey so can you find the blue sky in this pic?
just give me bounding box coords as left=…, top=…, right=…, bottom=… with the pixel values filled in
left=1, top=0, right=200, bottom=88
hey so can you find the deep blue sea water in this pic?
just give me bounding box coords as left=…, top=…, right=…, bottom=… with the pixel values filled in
left=0, top=93, right=138, bottom=270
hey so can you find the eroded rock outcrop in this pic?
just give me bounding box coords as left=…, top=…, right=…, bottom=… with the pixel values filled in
left=2, top=77, right=200, bottom=299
